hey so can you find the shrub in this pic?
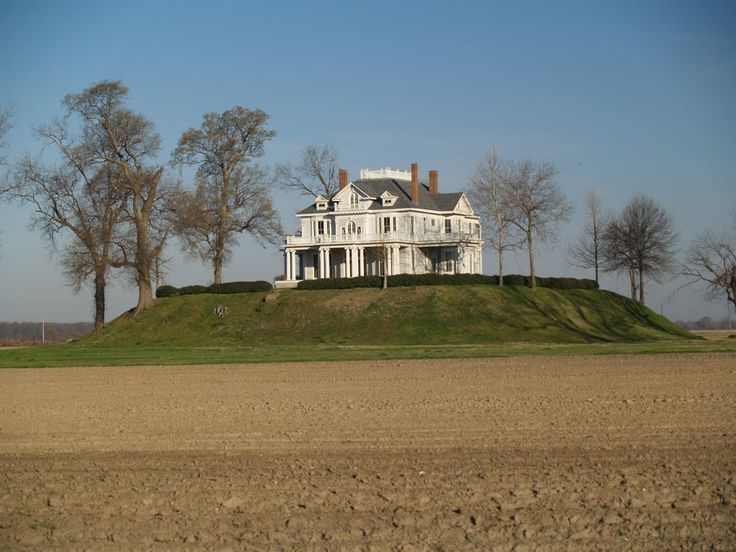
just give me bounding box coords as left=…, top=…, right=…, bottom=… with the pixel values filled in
left=208, top=281, right=272, bottom=294
left=298, top=276, right=382, bottom=290
left=156, top=280, right=273, bottom=298
left=296, top=273, right=598, bottom=291
left=178, top=285, right=209, bottom=295
left=502, top=274, right=528, bottom=286
left=542, top=277, right=598, bottom=290
left=156, top=285, right=180, bottom=298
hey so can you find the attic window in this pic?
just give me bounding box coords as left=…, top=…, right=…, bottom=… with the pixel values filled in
left=316, top=201, right=328, bottom=210
left=349, top=192, right=359, bottom=209
left=380, top=191, right=397, bottom=207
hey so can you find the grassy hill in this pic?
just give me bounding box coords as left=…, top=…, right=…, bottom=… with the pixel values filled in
left=83, top=285, right=694, bottom=347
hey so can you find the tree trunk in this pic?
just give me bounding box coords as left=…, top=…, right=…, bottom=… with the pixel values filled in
left=594, top=256, right=599, bottom=286
left=629, top=267, right=637, bottom=301
left=133, top=194, right=154, bottom=314
left=213, top=177, right=229, bottom=285
left=131, top=168, right=163, bottom=314
left=527, top=231, right=536, bottom=289
left=93, top=269, right=106, bottom=330
left=638, top=266, right=645, bottom=305
left=498, top=247, right=504, bottom=287
left=136, top=277, right=154, bottom=312
left=213, top=244, right=224, bottom=285
left=498, top=225, right=504, bottom=287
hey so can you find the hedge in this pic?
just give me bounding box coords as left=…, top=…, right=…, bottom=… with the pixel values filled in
left=297, top=273, right=597, bottom=291
left=156, top=280, right=273, bottom=298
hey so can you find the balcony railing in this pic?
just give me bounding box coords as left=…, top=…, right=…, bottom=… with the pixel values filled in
left=284, top=231, right=481, bottom=247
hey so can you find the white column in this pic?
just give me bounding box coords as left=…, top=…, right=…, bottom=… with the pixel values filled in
left=318, top=248, right=324, bottom=278
left=284, top=249, right=290, bottom=280
left=359, top=247, right=365, bottom=276
left=325, top=248, right=331, bottom=278
left=392, top=245, right=400, bottom=275
left=292, top=251, right=298, bottom=280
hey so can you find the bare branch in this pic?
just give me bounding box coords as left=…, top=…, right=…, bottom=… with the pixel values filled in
left=274, top=144, right=339, bottom=198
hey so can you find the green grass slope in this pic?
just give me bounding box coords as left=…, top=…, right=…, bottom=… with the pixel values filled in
left=83, top=285, right=694, bottom=347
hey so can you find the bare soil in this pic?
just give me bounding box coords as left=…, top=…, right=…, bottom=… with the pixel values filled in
left=1, top=354, right=735, bottom=551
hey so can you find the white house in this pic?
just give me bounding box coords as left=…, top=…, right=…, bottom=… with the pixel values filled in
left=277, top=163, right=483, bottom=286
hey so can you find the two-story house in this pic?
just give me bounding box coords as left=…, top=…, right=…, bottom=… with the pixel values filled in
left=278, top=163, right=483, bottom=286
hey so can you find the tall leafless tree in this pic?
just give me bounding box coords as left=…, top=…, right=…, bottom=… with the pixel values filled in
left=171, top=107, right=281, bottom=284
left=7, top=152, right=128, bottom=329
left=601, top=216, right=639, bottom=300
left=275, top=144, right=340, bottom=198
left=63, top=80, right=170, bottom=314
left=466, top=149, right=521, bottom=286
left=505, top=159, right=573, bottom=288
left=568, top=189, right=608, bottom=285
left=602, top=195, right=677, bottom=305
left=681, top=215, right=736, bottom=312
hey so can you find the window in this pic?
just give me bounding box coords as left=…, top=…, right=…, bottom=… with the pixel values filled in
left=350, top=192, right=359, bottom=209
left=409, top=216, right=415, bottom=235
left=392, top=217, right=397, bottom=232
left=383, top=217, right=391, bottom=233
left=317, top=221, right=325, bottom=235
left=347, top=221, right=356, bottom=234
left=445, top=219, right=452, bottom=234
left=316, top=201, right=327, bottom=210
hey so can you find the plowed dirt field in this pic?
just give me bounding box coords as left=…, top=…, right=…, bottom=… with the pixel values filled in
left=1, top=354, right=735, bottom=550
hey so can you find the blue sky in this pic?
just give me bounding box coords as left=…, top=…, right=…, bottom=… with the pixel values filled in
left=1, top=0, right=734, bottom=322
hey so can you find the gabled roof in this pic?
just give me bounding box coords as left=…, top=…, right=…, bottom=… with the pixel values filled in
left=297, top=178, right=469, bottom=215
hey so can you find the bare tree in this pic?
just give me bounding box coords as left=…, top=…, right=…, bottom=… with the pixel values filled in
left=275, top=144, right=340, bottom=197
left=171, top=107, right=281, bottom=284
left=467, top=149, right=521, bottom=286
left=568, top=189, right=608, bottom=285
left=505, top=160, right=573, bottom=288
left=63, top=80, right=169, bottom=314
left=601, top=217, right=639, bottom=300
left=681, top=217, right=736, bottom=312
left=602, top=195, right=677, bottom=305
left=7, top=151, right=128, bottom=329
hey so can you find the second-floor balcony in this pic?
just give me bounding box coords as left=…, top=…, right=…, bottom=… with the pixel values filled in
left=284, top=230, right=482, bottom=247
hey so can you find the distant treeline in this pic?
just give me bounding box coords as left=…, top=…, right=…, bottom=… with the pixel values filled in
left=0, top=322, right=94, bottom=344
left=676, top=317, right=735, bottom=331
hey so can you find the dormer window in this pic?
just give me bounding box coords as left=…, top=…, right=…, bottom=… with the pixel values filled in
left=349, top=192, right=359, bottom=209
left=315, top=195, right=328, bottom=210
left=380, top=190, right=397, bottom=207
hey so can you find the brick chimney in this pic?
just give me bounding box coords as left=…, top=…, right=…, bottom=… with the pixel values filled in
left=429, top=170, right=438, bottom=194
left=411, top=162, right=419, bottom=205
left=339, top=169, right=348, bottom=191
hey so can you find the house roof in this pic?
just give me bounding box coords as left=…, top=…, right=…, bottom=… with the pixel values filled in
left=297, top=178, right=466, bottom=215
